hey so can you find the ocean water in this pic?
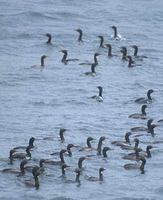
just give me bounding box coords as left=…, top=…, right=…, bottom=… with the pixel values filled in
left=0, top=0, right=163, bottom=199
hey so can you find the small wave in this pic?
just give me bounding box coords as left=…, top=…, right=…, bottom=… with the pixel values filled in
left=0, top=81, right=12, bottom=86
left=29, top=99, right=61, bottom=107
left=1, top=11, right=59, bottom=21
left=50, top=197, right=74, bottom=200
left=114, top=198, right=155, bottom=200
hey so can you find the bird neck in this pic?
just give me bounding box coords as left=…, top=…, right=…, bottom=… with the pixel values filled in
left=113, top=28, right=117, bottom=38
left=26, top=149, right=31, bottom=159
left=121, top=51, right=127, bottom=60
left=62, top=52, right=67, bottom=62
left=78, top=160, right=83, bottom=169
left=29, top=138, right=34, bottom=148
left=128, top=57, right=133, bottom=67
left=134, top=47, right=138, bottom=56
left=78, top=31, right=83, bottom=42
left=67, top=149, right=72, bottom=157
left=147, top=120, right=152, bottom=129
left=75, top=173, right=80, bottom=183
left=87, top=139, right=92, bottom=148
left=108, top=46, right=112, bottom=56
left=47, top=35, right=52, bottom=44
left=147, top=91, right=152, bottom=100
left=91, top=65, right=96, bottom=74
left=99, top=171, right=103, bottom=181
left=100, top=37, right=104, bottom=47
left=60, top=132, right=65, bottom=143
left=149, top=127, right=155, bottom=137
left=34, top=176, right=40, bottom=189
left=20, top=160, right=27, bottom=174
left=141, top=106, right=146, bottom=115
left=140, top=159, right=146, bottom=174
left=135, top=140, right=139, bottom=148
left=97, top=140, right=103, bottom=155
left=146, top=147, right=151, bottom=158
left=41, top=57, right=45, bottom=66
left=102, top=150, right=107, bottom=158
left=94, top=55, right=98, bottom=65
left=62, top=167, right=66, bottom=176
left=39, top=161, right=44, bottom=168
left=125, top=134, right=130, bottom=144
left=98, top=88, right=103, bottom=97
left=60, top=152, right=65, bottom=163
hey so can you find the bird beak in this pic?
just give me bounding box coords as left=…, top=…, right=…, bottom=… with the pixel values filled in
left=65, top=165, right=71, bottom=170
left=73, top=145, right=81, bottom=148
left=85, top=156, right=91, bottom=160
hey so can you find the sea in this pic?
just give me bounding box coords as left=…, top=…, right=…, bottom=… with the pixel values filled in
left=0, top=0, right=163, bottom=199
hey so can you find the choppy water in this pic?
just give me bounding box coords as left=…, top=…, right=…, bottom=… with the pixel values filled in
left=0, top=0, right=163, bottom=199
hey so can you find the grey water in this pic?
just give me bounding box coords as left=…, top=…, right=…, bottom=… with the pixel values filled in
left=0, top=0, right=163, bottom=199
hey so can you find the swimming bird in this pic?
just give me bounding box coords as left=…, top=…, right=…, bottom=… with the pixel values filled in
left=43, top=128, right=66, bottom=142
left=60, top=49, right=79, bottom=65
left=76, top=29, right=83, bottom=42
left=120, top=47, right=128, bottom=61
left=102, top=147, right=111, bottom=158
left=64, top=168, right=81, bottom=186
left=91, top=86, right=103, bottom=102
left=24, top=159, right=45, bottom=174
left=50, top=143, right=76, bottom=157
left=10, top=146, right=32, bottom=162
left=127, top=56, right=135, bottom=67
left=79, top=137, right=95, bottom=152
left=45, top=33, right=52, bottom=45
left=124, top=157, right=146, bottom=174
left=98, top=35, right=105, bottom=48
left=24, top=166, right=40, bottom=189
left=0, top=159, right=28, bottom=175
left=97, top=136, right=106, bottom=155
left=31, top=55, right=47, bottom=68
left=13, top=137, right=35, bottom=150
left=123, top=145, right=154, bottom=161
left=78, top=156, right=89, bottom=170
left=75, top=169, right=81, bottom=185
left=131, top=45, right=147, bottom=59
left=111, top=132, right=132, bottom=148
left=85, top=168, right=106, bottom=181
left=43, top=149, right=67, bottom=166
left=135, top=89, right=154, bottom=104
left=111, top=26, right=122, bottom=40
left=84, top=63, right=96, bottom=77
left=148, top=124, right=156, bottom=137
left=122, top=148, right=142, bottom=161
left=61, top=164, right=70, bottom=178
left=128, top=105, right=147, bottom=119
left=140, top=145, right=154, bottom=158
left=59, top=128, right=66, bottom=142
left=66, top=144, right=76, bottom=157
left=79, top=53, right=100, bottom=66
left=121, top=138, right=141, bottom=151
left=104, top=44, right=116, bottom=57
left=130, top=119, right=154, bottom=133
